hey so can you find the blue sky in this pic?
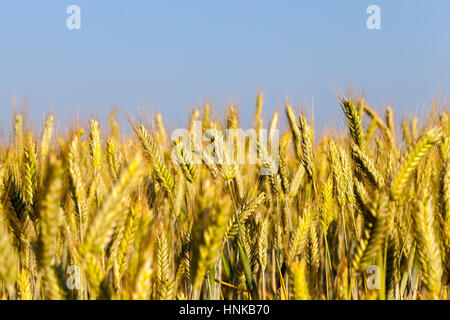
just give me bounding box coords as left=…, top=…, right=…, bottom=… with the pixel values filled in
left=1, top=1, right=449, bottom=134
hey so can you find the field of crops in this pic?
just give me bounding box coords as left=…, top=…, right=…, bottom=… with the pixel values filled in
left=0, top=94, right=448, bottom=300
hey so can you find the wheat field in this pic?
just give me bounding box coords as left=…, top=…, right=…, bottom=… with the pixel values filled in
left=0, top=94, right=448, bottom=300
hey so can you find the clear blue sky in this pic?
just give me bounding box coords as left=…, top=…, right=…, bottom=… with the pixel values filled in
left=1, top=0, right=449, bottom=134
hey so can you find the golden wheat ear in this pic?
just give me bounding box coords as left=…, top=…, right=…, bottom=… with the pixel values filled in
left=390, top=127, right=442, bottom=201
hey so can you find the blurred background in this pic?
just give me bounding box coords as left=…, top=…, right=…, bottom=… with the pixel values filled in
left=1, top=0, right=449, bottom=135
